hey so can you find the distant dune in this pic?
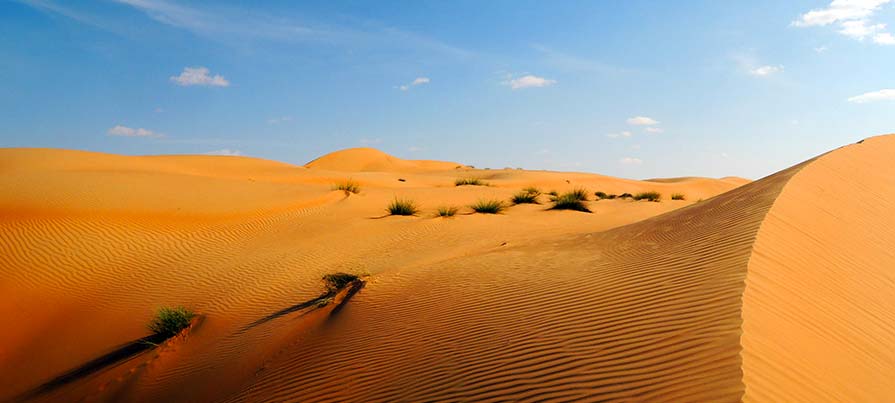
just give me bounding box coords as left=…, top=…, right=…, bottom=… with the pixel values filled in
left=1, top=136, right=893, bottom=402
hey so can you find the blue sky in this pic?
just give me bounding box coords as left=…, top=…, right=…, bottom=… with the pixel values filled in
left=2, top=0, right=893, bottom=179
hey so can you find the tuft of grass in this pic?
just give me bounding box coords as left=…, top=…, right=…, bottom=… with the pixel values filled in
left=148, top=306, right=195, bottom=338
left=322, top=272, right=360, bottom=294
left=386, top=198, right=419, bottom=216
left=334, top=180, right=360, bottom=194
left=522, top=186, right=541, bottom=196
left=550, top=193, right=592, bottom=212
left=436, top=206, right=460, bottom=217
left=595, top=191, right=609, bottom=200
left=619, top=193, right=633, bottom=199
left=671, top=193, right=686, bottom=200
left=607, top=194, right=618, bottom=199
left=511, top=191, right=540, bottom=204
left=633, top=191, right=662, bottom=202
left=470, top=199, right=505, bottom=214
left=568, top=187, right=590, bottom=201
left=455, top=178, right=489, bottom=187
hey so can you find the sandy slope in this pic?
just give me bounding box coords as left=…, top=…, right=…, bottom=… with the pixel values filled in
left=0, top=137, right=892, bottom=402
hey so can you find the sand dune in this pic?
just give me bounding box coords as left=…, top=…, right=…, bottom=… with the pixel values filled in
left=1, top=137, right=893, bottom=402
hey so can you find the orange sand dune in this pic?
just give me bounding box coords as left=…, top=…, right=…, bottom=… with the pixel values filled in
left=1, top=137, right=893, bottom=402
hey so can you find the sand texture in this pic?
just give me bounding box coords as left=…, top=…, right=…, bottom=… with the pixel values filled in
left=1, top=138, right=893, bottom=402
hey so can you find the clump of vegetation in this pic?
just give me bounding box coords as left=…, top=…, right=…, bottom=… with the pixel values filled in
left=619, top=193, right=633, bottom=199
left=522, top=186, right=541, bottom=196
left=455, top=178, right=489, bottom=186
left=511, top=190, right=540, bottom=204
left=671, top=193, right=686, bottom=200
left=148, top=306, right=195, bottom=338
left=634, top=191, right=662, bottom=202
left=334, top=180, right=360, bottom=194
left=550, top=193, right=592, bottom=213
left=546, top=190, right=559, bottom=196
left=568, top=187, right=590, bottom=201
left=471, top=199, right=505, bottom=214
left=386, top=198, right=419, bottom=216
left=595, top=191, right=609, bottom=200
left=436, top=206, right=460, bottom=217
left=322, top=272, right=360, bottom=294
left=607, top=194, right=618, bottom=199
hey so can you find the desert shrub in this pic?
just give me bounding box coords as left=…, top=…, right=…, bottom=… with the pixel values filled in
left=619, top=193, right=633, bottom=199
left=595, top=191, right=608, bottom=199
left=569, top=187, right=589, bottom=201
left=455, top=178, right=489, bottom=186
left=550, top=193, right=591, bottom=212
left=322, top=272, right=360, bottom=294
left=387, top=198, right=419, bottom=216
left=522, top=187, right=541, bottom=196
left=634, top=191, right=661, bottom=202
left=471, top=199, right=505, bottom=214
left=148, top=306, right=195, bottom=338
left=436, top=206, right=460, bottom=217
left=671, top=193, right=686, bottom=200
left=334, top=180, right=360, bottom=194
left=608, top=194, right=618, bottom=199
left=511, top=191, right=539, bottom=204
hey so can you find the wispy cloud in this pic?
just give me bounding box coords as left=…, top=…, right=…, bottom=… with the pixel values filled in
left=627, top=116, right=659, bottom=126
left=645, top=127, right=664, bottom=134
left=619, top=157, right=643, bottom=165
left=732, top=52, right=784, bottom=77
left=267, top=116, right=293, bottom=124
left=847, top=88, right=895, bottom=103
left=749, top=65, right=784, bottom=76
left=170, top=66, right=229, bottom=87
left=531, top=44, right=627, bottom=74
left=505, top=74, right=556, bottom=90
left=204, top=148, right=242, bottom=156
left=107, top=124, right=164, bottom=138
left=606, top=131, right=632, bottom=139
left=793, top=0, right=895, bottom=45
left=399, top=76, right=430, bottom=91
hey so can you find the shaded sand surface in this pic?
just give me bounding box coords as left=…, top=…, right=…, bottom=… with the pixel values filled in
left=1, top=138, right=893, bottom=402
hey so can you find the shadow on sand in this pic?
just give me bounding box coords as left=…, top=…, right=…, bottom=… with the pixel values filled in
left=241, top=279, right=365, bottom=332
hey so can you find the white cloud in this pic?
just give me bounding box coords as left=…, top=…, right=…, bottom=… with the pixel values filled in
left=626, top=116, right=659, bottom=126
left=814, top=45, right=829, bottom=53
left=506, top=74, right=557, bottom=90
left=107, top=124, right=163, bottom=138
left=606, top=131, right=632, bottom=139
left=399, top=76, right=431, bottom=91
left=619, top=157, right=643, bottom=165
left=170, top=66, right=230, bottom=87
left=875, top=32, right=895, bottom=44
left=793, top=0, right=894, bottom=44
left=267, top=116, right=293, bottom=124
left=847, top=88, right=895, bottom=103
left=749, top=65, right=784, bottom=76
left=645, top=127, right=664, bottom=134
left=721, top=152, right=730, bottom=159
left=204, top=149, right=242, bottom=156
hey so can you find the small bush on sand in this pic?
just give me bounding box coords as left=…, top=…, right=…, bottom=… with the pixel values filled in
left=387, top=198, right=419, bottom=216
left=471, top=199, right=505, bottom=214
left=550, top=193, right=592, bottom=212
left=436, top=206, right=460, bottom=217
left=148, top=306, right=195, bottom=338
left=607, top=194, right=618, bottom=199
left=334, top=180, right=360, bottom=194
left=322, top=273, right=360, bottom=294
left=522, top=187, right=541, bottom=196
left=455, top=178, right=489, bottom=186
left=511, top=191, right=539, bottom=204
left=595, top=191, right=608, bottom=200
left=671, top=193, right=686, bottom=200
left=634, top=191, right=661, bottom=202
left=619, top=193, right=633, bottom=199
left=569, top=187, right=589, bottom=201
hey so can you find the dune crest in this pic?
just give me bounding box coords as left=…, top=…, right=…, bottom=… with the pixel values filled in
left=305, top=147, right=463, bottom=172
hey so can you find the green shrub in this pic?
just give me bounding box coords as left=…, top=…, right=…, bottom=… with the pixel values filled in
left=619, top=193, right=633, bottom=199
left=334, top=180, right=360, bottom=194
left=436, top=206, right=459, bottom=217
left=550, top=193, right=591, bottom=212
left=148, top=306, right=195, bottom=338
left=522, top=187, right=541, bottom=196
left=322, top=272, right=360, bottom=294
left=455, top=178, right=489, bottom=186
left=511, top=191, right=539, bottom=204
left=671, top=193, right=686, bottom=200
left=387, top=198, right=419, bottom=216
left=595, top=191, right=609, bottom=200
left=607, top=194, right=618, bottom=199
left=471, top=199, right=505, bottom=214
left=633, top=191, right=661, bottom=202
left=569, top=187, right=589, bottom=201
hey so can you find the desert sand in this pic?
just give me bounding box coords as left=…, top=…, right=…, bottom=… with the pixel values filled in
left=1, top=136, right=893, bottom=402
